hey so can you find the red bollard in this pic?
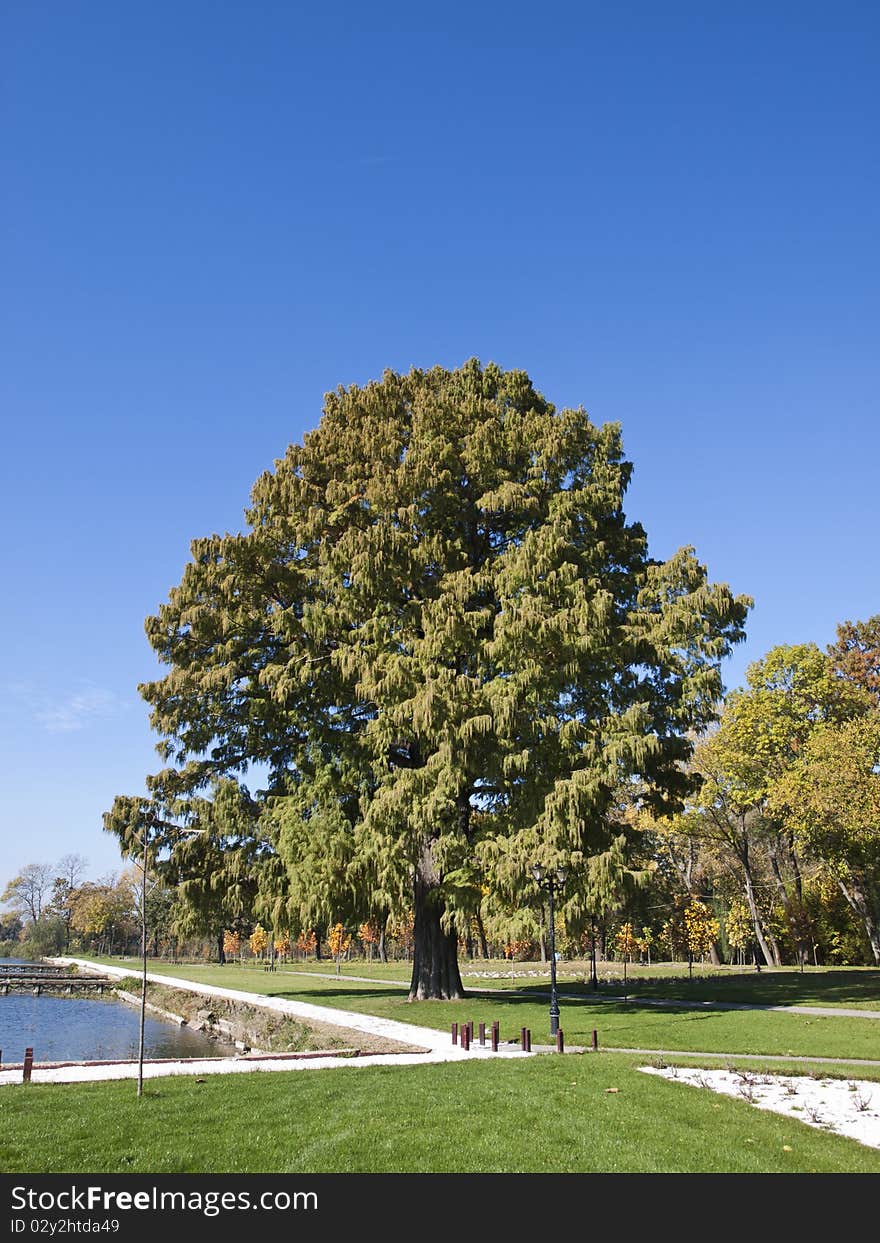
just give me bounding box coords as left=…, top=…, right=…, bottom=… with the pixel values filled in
left=478, top=1022, right=486, bottom=1046
left=492, top=1020, right=500, bottom=1045
left=451, top=1022, right=458, bottom=1045
left=461, top=1024, right=470, bottom=1051
left=556, top=1029, right=564, bottom=1053
left=22, top=1047, right=33, bottom=1083
left=490, top=1025, right=498, bottom=1052
left=592, top=1029, right=598, bottom=1052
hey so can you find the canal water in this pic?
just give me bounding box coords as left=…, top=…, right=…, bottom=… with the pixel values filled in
left=0, top=961, right=233, bottom=1063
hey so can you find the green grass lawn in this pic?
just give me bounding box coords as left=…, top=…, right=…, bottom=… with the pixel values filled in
left=4, top=1053, right=880, bottom=1174
left=88, top=957, right=880, bottom=1062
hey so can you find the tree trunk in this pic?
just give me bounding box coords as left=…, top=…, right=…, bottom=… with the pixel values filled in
left=836, top=875, right=880, bottom=965
left=788, top=834, right=805, bottom=904
left=742, top=870, right=775, bottom=967
left=475, top=910, right=490, bottom=960
left=408, top=847, right=464, bottom=1000
left=768, top=841, right=802, bottom=964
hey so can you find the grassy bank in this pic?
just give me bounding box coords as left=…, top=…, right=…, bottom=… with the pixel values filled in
left=113, top=975, right=418, bottom=1056
left=4, top=1053, right=880, bottom=1174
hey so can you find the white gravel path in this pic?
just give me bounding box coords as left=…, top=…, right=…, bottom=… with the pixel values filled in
left=640, top=1065, right=880, bottom=1149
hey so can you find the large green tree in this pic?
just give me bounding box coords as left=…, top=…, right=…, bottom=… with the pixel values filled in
left=106, top=361, right=749, bottom=998
left=771, top=715, right=880, bottom=963
left=684, top=644, right=872, bottom=964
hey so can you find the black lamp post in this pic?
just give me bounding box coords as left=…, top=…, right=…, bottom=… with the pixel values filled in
left=532, top=863, right=568, bottom=1037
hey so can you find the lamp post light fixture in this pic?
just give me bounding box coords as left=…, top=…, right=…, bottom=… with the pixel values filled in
left=531, top=862, right=568, bottom=1037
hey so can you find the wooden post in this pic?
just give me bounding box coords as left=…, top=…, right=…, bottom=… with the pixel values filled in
left=490, top=1026, right=498, bottom=1052
left=22, top=1048, right=33, bottom=1083
left=478, top=1022, right=486, bottom=1046
left=461, top=1024, right=470, bottom=1051
left=520, top=1026, right=527, bottom=1049
left=525, top=1029, right=532, bottom=1052
left=451, top=1021, right=458, bottom=1045
left=556, top=1029, right=564, bottom=1053
left=592, top=1029, right=598, bottom=1051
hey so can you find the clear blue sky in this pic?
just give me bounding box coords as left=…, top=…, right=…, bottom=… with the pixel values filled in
left=2, top=2, right=877, bottom=891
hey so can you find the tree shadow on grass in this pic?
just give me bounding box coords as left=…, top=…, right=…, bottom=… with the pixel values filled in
left=475, top=969, right=880, bottom=1010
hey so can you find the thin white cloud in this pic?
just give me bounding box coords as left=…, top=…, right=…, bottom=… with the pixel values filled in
left=9, top=682, right=129, bottom=734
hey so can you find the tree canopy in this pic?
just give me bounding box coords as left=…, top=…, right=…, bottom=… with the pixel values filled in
left=104, top=360, right=750, bottom=996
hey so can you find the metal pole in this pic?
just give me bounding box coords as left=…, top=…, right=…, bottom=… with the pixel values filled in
left=138, top=836, right=147, bottom=1099
left=590, top=916, right=598, bottom=991
left=548, top=880, right=559, bottom=1037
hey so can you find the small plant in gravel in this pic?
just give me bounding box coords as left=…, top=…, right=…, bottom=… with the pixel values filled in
left=850, top=1088, right=872, bottom=1112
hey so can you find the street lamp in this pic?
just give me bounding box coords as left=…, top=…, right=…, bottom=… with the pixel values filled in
left=130, top=818, right=204, bottom=1099
left=531, top=862, right=568, bottom=1037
